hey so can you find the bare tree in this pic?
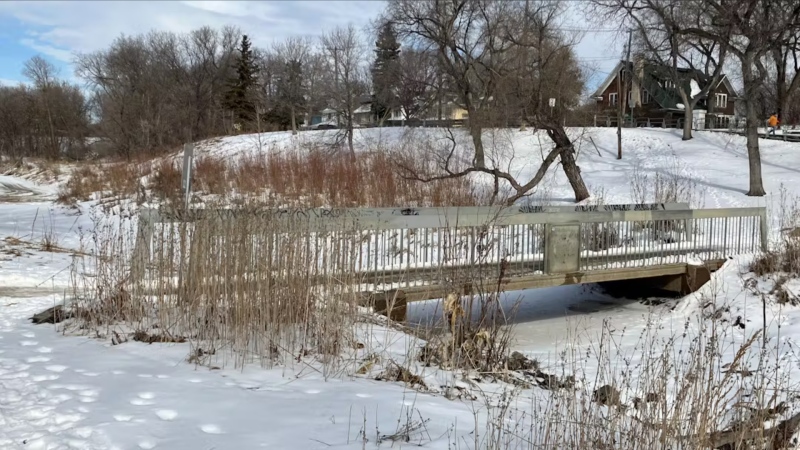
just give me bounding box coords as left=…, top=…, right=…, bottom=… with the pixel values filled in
left=388, top=0, right=590, bottom=203
left=320, top=24, right=369, bottom=157
left=770, top=28, right=800, bottom=125
left=23, top=56, right=60, bottom=157
left=592, top=0, right=729, bottom=140
left=273, top=37, right=311, bottom=135
left=678, top=0, right=800, bottom=196
left=396, top=47, right=438, bottom=122
left=0, top=57, right=89, bottom=160
left=76, top=26, right=243, bottom=157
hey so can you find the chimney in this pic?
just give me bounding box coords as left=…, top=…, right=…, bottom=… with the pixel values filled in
left=629, top=54, right=644, bottom=108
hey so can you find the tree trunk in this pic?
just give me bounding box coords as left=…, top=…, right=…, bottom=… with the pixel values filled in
left=676, top=88, right=693, bottom=140
left=347, top=120, right=355, bottom=158
left=469, top=122, right=486, bottom=169
left=682, top=105, right=693, bottom=140
left=550, top=126, right=590, bottom=202
left=773, top=48, right=787, bottom=124
left=742, top=50, right=767, bottom=197
left=705, top=87, right=716, bottom=129
left=291, top=104, right=297, bottom=135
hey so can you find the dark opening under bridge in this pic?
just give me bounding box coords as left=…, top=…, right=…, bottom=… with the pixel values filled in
left=131, top=203, right=767, bottom=320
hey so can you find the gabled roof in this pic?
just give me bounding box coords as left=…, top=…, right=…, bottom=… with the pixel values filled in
left=591, top=61, right=625, bottom=99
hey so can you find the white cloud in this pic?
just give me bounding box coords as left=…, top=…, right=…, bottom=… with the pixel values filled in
left=0, top=78, right=24, bottom=86
left=0, top=1, right=388, bottom=59
left=18, top=38, right=73, bottom=62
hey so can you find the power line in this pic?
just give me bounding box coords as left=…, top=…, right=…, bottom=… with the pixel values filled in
left=554, top=28, right=621, bottom=32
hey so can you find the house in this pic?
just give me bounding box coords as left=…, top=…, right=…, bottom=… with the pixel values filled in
left=307, top=94, right=471, bottom=129
left=592, top=59, right=738, bottom=129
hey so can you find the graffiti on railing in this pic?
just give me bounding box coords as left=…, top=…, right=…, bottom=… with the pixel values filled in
left=518, top=203, right=667, bottom=214
left=575, top=203, right=666, bottom=212
left=161, top=206, right=372, bottom=222
left=518, top=205, right=546, bottom=213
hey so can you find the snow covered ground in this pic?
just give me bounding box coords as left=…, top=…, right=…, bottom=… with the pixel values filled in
left=2, top=126, right=800, bottom=448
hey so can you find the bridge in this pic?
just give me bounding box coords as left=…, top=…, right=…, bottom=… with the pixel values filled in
left=130, top=203, right=767, bottom=321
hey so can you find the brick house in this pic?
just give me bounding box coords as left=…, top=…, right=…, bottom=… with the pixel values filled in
left=591, top=60, right=739, bottom=129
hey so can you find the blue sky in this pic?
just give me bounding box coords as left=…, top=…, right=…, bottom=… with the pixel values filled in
left=0, top=1, right=621, bottom=92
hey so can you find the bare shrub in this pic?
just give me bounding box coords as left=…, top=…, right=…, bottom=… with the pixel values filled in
left=148, top=159, right=183, bottom=202
left=653, top=158, right=700, bottom=207
left=57, top=165, right=102, bottom=204
left=68, top=201, right=364, bottom=376
left=470, top=284, right=799, bottom=449
left=57, top=161, right=146, bottom=204
left=754, top=185, right=800, bottom=278
left=192, top=156, right=229, bottom=195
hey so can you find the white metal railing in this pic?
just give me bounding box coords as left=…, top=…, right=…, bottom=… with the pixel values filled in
left=130, top=204, right=767, bottom=292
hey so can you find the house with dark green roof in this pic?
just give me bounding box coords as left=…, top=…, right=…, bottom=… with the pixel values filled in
left=592, top=60, right=738, bottom=128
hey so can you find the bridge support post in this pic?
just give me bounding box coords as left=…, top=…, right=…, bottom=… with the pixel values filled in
left=368, top=289, right=407, bottom=322
left=545, top=224, right=581, bottom=274
left=760, top=210, right=769, bottom=252
left=131, top=209, right=157, bottom=282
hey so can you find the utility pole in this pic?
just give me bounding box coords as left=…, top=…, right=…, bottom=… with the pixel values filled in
left=333, top=46, right=340, bottom=128
left=617, top=29, right=633, bottom=160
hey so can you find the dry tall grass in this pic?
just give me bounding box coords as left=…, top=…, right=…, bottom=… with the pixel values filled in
left=466, top=295, right=800, bottom=449
left=57, top=162, right=148, bottom=204
left=68, top=201, right=366, bottom=377
left=146, top=149, right=486, bottom=207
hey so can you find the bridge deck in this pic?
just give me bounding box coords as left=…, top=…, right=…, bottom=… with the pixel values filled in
left=391, top=259, right=726, bottom=303
left=131, top=205, right=766, bottom=311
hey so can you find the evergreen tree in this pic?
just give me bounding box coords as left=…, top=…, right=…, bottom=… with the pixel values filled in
left=371, top=22, right=401, bottom=124
left=225, top=35, right=260, bottom=125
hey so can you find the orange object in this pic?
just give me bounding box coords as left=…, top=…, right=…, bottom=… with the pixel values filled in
left=769, top=115, right=779, bottom=127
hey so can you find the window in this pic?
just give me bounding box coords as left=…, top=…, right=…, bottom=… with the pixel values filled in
left=642, top=90, right=651, bottom=104
left=609, top=93, right=618, bottom=106
left=715, top=93, right=728, bottom=109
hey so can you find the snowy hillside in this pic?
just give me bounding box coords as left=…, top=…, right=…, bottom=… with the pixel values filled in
left=194, top=126, right=790, bottom=224
left=2, top=126, right=800, bottom=449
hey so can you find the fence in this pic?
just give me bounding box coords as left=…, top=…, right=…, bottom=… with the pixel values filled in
left=590, top=114, right=740, bottom=131
left=130, top=205, right=767, bottom=296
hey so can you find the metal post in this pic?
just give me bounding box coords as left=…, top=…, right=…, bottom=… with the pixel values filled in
left=131, top=209, right=157, bottom=281
left=181, top=142, right=194, bottom=210
left=759, top=210, right=769, bottom=252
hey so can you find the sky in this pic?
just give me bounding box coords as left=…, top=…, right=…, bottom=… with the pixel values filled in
left=0, top=1, right=622, bottom=94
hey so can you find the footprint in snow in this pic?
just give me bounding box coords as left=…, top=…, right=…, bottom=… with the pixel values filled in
left=305, top=389, right=322, bottom=394
left=37, top=346, right=52, bottom=353
left=25, top=356, right=50, bottom=363
left=72, top=427, right=93, bottom=439
left=45, top=365, right=68, bottom=373
left=131, top=392, right=156, bottom=406
left=31, top=374, right=59, bottom=382
left=19, top=340, right=38, bottom=346
left=21, top=331, right=35, bottom=338
left=200, top=424, right=223, bottom=434
left=114, top=414, right=133, bottom=422
left=138, top=440, right=157, bottom=449
left=155, top=409, right=178, bottom=421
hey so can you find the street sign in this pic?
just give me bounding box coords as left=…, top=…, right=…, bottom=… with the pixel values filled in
left=548, top=98, right=556, bottom=107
